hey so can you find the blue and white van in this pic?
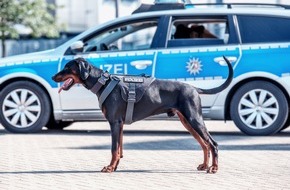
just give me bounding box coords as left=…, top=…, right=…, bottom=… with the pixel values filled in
left=1, top=2, right=290, bottom=135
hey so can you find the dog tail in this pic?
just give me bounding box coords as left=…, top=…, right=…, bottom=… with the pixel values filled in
left=196, top=56, right=233, bottom=94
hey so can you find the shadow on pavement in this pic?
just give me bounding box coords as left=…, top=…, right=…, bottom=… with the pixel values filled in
left=66, top=136, right=290, bottom=151
left=1, top=128, right=289, bottom=136
left=1, top=128, right=290, bottom=151
left=1, top=128, right=244, bottom=136
left=0, top=169, right=201, bottom=175
left=0, top=170, right=98, bottom=175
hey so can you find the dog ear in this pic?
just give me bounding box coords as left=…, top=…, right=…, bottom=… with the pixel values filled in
left=76, top=58, right=90, bottom=80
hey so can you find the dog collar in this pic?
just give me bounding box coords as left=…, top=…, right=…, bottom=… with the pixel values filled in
left=90, top=71, right=110, bottom=94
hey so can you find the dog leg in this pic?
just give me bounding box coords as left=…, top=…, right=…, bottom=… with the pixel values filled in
left=207, top=135, right=218, bottom=173
left=115, top=123, right=124, bottom=170
left=101, top=121, right=124, bottom=173
left=177, top=100, right=218, bottom=174
left=189, top=119, right=218, bottom=174
left=177, top=112, right=210, bottom=171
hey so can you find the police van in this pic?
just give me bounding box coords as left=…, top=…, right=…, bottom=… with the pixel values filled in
left=1, top=2, right=290, bottom=135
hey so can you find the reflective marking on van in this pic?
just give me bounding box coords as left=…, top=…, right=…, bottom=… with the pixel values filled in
left=166, top=76, right=225, bottom=82
left=162, top=46, right=238, bottom=55
left=242, top=43, right=290, bottom=50
left=282, top=73, right=290, bottom=77
left=1, top=58, right=60, bottom=67
left=88, top=54, right=100, bottom=58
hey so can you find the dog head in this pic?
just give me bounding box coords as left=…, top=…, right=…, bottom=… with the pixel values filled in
left=52, top=57, right=92, bottom=93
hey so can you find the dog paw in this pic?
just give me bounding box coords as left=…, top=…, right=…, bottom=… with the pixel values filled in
left=101, top=165, right=115, bottom=173
left=197, top=163, right=208, bottom=171
left=207, top=165, right=218, bottom=174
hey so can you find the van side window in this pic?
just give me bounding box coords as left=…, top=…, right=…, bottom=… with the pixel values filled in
left=168, top=18, right=228, bottom=47
left=82, top=20, right=158, bottom=53
left=238, top=15, right=290, bottom=43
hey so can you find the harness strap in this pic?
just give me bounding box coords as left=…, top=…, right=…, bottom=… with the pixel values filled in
left=125, top=82, right=136, bottom=125
left=90, top=71, right=110, bottom=94
left=98, top=77, right=120, bottom=108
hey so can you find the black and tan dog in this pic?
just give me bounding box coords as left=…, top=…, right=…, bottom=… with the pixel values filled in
left=52, top=57, right=233, bottom=174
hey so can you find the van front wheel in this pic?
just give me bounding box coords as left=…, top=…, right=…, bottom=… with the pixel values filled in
left=0, top=81, right=51, bottom=133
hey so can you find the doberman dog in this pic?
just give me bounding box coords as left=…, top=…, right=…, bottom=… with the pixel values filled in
left=52, top=56, right=233, bottom=174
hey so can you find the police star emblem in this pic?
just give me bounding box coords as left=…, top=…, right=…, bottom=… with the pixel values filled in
left=186, top=57, right=203, bottom=75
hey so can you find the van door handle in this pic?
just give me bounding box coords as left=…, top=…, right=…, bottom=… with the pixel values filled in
left=214, top=56, right=237, bottom=66
left=130, top=60, right=152, bottom=70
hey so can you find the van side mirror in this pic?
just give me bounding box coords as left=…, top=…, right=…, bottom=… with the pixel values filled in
left=70, top=41, right=84, bottom=54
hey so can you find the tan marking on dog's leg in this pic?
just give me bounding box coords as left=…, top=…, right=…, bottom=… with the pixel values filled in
left=207, top=149, right=218, bottom=174
left=119, top=123, right=124, bottom=158
left=115, top=123, right=124, bottom=171
left=101, top=152, right=120, bottom=173
left=101, top=123, right=124, bottom=173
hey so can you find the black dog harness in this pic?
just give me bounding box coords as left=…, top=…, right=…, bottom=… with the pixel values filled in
left=90, top=71, right=111, bottom=94
left=123, top=76, right=144, bottom=124
left=119, top=75, right=155, bottom=124
left=90, top=71, right=120, bottom=108
left=90, top=71, right=155, bottom=125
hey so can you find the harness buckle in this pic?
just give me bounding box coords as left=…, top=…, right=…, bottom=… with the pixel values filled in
left=98, top=71, right=110, bottom=85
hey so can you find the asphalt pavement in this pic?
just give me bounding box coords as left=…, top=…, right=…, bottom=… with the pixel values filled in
left=1, top=120, right=290, bottom=190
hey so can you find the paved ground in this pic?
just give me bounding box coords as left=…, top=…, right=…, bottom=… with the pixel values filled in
left=1, top=120, right=290, bottom=190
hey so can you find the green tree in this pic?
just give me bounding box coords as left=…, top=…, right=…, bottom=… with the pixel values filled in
left=0, top=0, right=59, bottom=57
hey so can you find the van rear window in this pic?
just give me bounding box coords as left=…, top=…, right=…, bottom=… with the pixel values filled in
left=238, top=15, right=290, bottom=43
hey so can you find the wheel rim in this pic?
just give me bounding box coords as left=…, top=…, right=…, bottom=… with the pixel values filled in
left=238, top=89, right=279, bottom=130
left=2, top=89, right=41, bottom=128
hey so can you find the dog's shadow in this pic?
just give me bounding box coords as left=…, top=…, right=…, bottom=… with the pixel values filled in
left=114, top=169, right=201, bottom=174
left=0, top=169, right=200, bottom=175
left=68, top=135, right=290, bottom=151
